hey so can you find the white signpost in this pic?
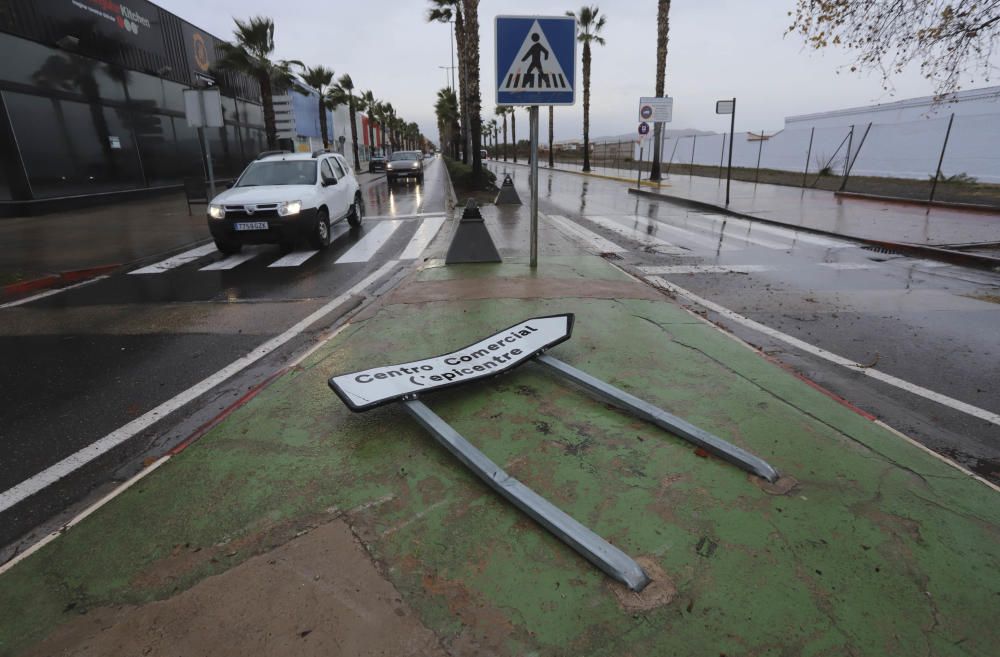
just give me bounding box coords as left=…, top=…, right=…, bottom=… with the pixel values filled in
left=184, top=87, right=224, bottom=198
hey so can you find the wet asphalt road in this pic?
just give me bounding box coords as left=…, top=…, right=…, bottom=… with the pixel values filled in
left=489, top=161, right=1000, bottom=482
left=0, top=158, right=447, bottom=548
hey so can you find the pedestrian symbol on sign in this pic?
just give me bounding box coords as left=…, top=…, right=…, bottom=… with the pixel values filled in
left=499, top=21, right=571, bottom=92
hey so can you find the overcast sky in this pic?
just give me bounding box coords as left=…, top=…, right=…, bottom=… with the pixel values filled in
left=160, top=0, right=968, bottom=143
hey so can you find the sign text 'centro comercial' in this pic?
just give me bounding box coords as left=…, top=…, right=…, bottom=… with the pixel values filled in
left=329, top=315, right=574, bottom=411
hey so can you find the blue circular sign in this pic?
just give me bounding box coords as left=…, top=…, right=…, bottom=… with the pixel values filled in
left=640, top=105, right=653, bottom=120
left=638, top=122, right=650, bottom=135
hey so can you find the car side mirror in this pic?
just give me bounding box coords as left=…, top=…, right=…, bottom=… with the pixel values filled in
left=322, top=175, right=337, bottom=186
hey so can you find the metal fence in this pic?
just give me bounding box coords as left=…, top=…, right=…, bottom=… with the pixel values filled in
left=504, top=113, right=1000, bottom=209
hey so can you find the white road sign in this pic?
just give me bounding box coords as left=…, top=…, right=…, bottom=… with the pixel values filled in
left=638, top=96, right=672, bottom=123
left=716, top=99, right=735, bottom=115
left=329, top=314, right=575, bottom=411
left=184, top=87, right=224, bottom=128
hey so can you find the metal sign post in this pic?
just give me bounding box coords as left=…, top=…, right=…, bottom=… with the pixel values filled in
left=716, top=98, right=735, bottom=206
left=184, top=87, right=224, bottom=199
left=328, top=314, right=779, bottom=592
left=496, top=15, right=577, bottom=269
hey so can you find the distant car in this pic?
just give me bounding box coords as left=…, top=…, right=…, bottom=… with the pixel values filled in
left=206, top=151, right=363, bottom=254
left=386, top=151, right=424, bottom=184
left=480, top=148, right=489, bottom=159
left=368, top=155, right=386, bottom=173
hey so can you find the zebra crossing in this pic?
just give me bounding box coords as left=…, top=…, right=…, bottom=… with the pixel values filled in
left=128, top=214, right=446, bottom=275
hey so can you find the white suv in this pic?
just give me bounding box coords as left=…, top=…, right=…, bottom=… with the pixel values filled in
left=206, top=151, right=363, bottom=254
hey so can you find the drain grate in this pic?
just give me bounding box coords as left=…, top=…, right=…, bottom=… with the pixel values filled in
left=600, top=252, right=624, bottom=260
left=861, top=245, right=902, bottom=256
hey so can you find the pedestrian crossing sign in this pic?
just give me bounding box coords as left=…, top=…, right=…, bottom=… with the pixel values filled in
left=496, top=15, right=576, bottom=106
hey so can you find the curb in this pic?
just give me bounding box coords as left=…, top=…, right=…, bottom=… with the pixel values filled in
left=834, top=190, right=1000, bottom=214
left=626, top=187, right=1000, bottom=271
left=2, top=264, right=122, bottom=301
left=493, top=159, right=666, bottom=189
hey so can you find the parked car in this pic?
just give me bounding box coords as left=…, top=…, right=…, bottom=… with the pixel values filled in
left=206, top=150, right=363, bottom=254
left=386, top=151, right=424, bottom=185
left=368, top=155, right=386, bottom=173
left=480, top=148, right=489, bottom=159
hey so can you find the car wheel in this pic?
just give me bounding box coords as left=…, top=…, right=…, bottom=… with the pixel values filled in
left=347, top=194, right=363, bottom=228
left=417, top=174, right=424, bottom=184
left=309, top=208, right=331, bottom=249
left=214, top=238, right=242, bottom=255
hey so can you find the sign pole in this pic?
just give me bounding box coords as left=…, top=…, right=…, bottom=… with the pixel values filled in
left=725, top=97, right=735, bottom=206
left=636, top=145, right=643, bottom=189
left=529, top=105, right=539, bottom=268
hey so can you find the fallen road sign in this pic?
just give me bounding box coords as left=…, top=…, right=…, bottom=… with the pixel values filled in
left=329, top=314, right=574, bottom=411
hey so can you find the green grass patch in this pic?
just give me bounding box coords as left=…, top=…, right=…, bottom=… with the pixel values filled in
left=444, top=157, right=497, bottom=205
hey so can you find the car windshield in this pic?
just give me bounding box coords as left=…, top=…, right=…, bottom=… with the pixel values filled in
left=236, top=161, right=316, bottom=187
left=390, top=152, right=419, bottom=161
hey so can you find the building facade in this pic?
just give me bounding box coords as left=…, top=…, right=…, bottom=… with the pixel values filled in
left=0, top=0, right=268, bottom=215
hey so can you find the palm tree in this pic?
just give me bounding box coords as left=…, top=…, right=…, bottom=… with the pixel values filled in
left=488, top=118, right=499, bottom=151
left=327, top=73, right=361, bottom=170
left=548, top=106, right=554, bottom=167
left=299, top=65, right=334, bottom=148
left=495, top=106, right=509, bottom=161
left=510, top=107, right=517, bottom=163
left=566, top=6, right=606, bottom=172
left=436, top=88, right=461, bottom=158
left=427, top=1, right=469, bottom=163
left=460, top=0, right=483, bottom=176
left=649, top=0, right=670, bottom=181
left=359, top=90, right=379, bottom=157
left=217, top=16, right=302, bottom=150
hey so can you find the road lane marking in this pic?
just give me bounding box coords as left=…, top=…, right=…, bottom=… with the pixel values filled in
left=584, top=215, right=688, bottom=255
left=547, top=214, right=626, bottom=253
left=641, top=265, right=774, bottom=274
left=0, top=261, right=401, bottom=515
left=129, top=243, right=218, bottom=274
left=0, top=276, right=109, bottom=309
left=335, top=220, right=404, bottom=263
left=399, top=216, right=447, bottom=260
left=365, top=212, right=446, bottom=221
left=818, top=262, right=877, bottom=270
left=199, top=252, right=257, bottom=271
left=268, top=250, right=320, bottom=268
left=625, top=215, right=740, bottom=252
left=646, top=275, right=1000, bottom=428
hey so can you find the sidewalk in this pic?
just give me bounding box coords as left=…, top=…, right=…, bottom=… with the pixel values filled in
left=1, top=203, right=998, bottom=656
left=0, top=168, right=385, bottom=295
left=511, top=159, right=1000, bottom=248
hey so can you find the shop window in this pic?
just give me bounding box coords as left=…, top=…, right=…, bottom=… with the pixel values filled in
left=172, top=117, right=206, bottom=180
left=237, top=101, right=264, bottom=128
left=4, top=91, right=142, bottom=197
left=0, top=33, right=126, bottom=102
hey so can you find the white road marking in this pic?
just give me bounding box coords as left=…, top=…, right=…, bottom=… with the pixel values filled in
left=584, top=215, right=688, bottom=255
left=547, top=214, right=626, bottom=253
left=268, top=250, right=320, bottom=268
left=365, top=212, right=446, bottom=221
left=129, top=243, right=218, bottom=274
left=646, top=275, right=1000, bottom=428
left=641, top=265, right=774, bottom=274
left=199, top=252, right=258, bottom=271
left=0, top=261, right=400, bottom=514
left=400, top=216, right=447, bottom=260
left=818, top=262, right=877, bottom=270
left=626, top=215, right=740, bottom=252
left=335, top=220, right=403, bottom=263
left=0, top=276, right=109, bottom=309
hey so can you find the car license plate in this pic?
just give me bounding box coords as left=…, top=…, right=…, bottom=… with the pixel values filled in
left=234, top=222, right=268, bottom=231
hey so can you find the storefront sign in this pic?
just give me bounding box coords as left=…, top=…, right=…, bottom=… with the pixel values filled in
left=36, top=0, right=165, bottom=56
left=330, top=314, right=574, bottom=411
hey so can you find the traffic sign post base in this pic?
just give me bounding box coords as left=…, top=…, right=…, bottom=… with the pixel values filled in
left=445, top=201, right=502, bottom=264
left=495, top=174, right=522, bottom=205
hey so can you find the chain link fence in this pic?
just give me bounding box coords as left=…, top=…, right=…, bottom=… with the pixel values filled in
left=514, top=113, right=1000, bottom=209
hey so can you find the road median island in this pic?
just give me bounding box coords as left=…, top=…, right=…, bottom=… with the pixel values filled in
left=2, top=255, right=999, bottom=656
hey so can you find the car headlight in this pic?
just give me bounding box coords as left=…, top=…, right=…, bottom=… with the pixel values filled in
left=278, top=200, right=302, bottom=217
left=386, top=163, right=395, bottom=170
left=208, top=203, right=225, bottom=219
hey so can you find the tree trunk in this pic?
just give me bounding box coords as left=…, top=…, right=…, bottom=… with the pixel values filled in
left=582, top=42, right=591, bottom=172
left=548, top=105, right=554, bottom=167
left=502, top=115, right=508, bottom=161
left=462, top=0, right=483, bottom=177
left=260, top=74, right=277, bottom=150
left=319, top=95, right=329, bottom=148
left=348, top=98, right=360, bottom=170
left=368, top=118, right=376, bottom=156
left=649, top=0, right=670, bottom=181
left=511, top=110, right=517, bottom=163
left=454, top=10, right=469, bottom=164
